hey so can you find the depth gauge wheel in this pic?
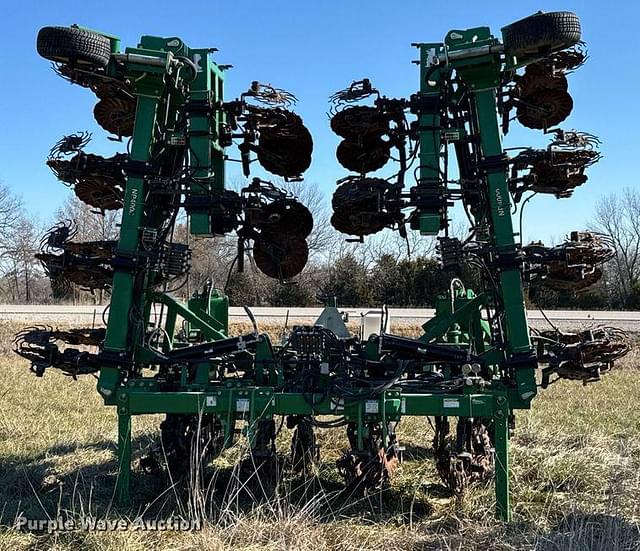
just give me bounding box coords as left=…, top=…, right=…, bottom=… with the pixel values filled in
left=502, top=11, right=581, bottom=59
left=37, top=26, right=111, bottom=67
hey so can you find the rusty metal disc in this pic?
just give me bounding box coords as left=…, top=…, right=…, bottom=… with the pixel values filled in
left=257, top=123, right=313, bottom=178
left=260, top=200, right=313, bottom=238
left=545, top=265, right=603, bottom=292
left=516, top=89, right=573, bottom=129
left=330, top=209, right=386, bottom=237
left=517, top=69, right=568, bottom=95
left=256, top=108, right=313, bottom=177
left=290, top=417, right=317, bottom=474
left=259, top=108, right=304, bottom=136
left=331, top=177, right=396, bottom=236
left=330, top=106, right=387, bottom=139
left=64, top=264, right=113, bottom=289
left=530, top=161, right=588, bottom=196
left=253, top=234, right=309, bottom=279
left=74, top=179, right=123, bottom=210
left=51, top=327, right=106, bottom=346
left=336, top=422, right=399, bottom=493
left=336, top=137, right=390, bottom=173
left=94, top=96, right=136, bottom=136
left=433, top=417, right=494, bottom=495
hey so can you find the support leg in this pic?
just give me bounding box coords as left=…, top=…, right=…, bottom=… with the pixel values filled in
left=116, top=412, right=131, bottom=506
left=494, top=404, right=510, bottom=521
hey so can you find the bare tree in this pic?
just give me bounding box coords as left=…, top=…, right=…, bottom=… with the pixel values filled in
left=591, top=187, right=640, bottom=307
left=0, top=183, right=24, bottom=264
left=0, top=184, right=47, bottom=303
left=1, top=214, right=43, bottom=303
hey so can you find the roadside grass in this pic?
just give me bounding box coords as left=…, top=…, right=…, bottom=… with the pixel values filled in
left=0, top=321, right=638, bottom=550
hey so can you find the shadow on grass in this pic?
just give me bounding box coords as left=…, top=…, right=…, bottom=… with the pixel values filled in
left=0, top=435, right=170, bottom=521
left=536, top=512, right=640, bottom=551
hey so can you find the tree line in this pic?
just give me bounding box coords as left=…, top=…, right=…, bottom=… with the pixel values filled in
left=1, top=181, right=639, bottom=310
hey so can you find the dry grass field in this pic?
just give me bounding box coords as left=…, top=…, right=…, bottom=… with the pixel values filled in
left=0, top=321, right=639, bottom=550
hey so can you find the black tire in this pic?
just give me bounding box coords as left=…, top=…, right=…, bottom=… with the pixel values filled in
left=37, top=26, right=111, bottom=67
left=502, top=11, right=581, bottom=58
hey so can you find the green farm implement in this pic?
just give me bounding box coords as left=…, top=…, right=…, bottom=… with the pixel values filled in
left=16, top=12, right=629, bottom=521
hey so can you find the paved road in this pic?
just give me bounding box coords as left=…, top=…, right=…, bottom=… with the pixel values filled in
left=0, top=305, right=638, bottom=331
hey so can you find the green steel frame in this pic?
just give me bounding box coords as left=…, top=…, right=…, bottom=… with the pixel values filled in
left=45, top=23, right=546, bottom=522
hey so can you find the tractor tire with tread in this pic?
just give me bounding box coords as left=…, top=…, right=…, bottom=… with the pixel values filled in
left=37, top=26, right=111, bottom=67
left=502, top=11, right=581, bottom=59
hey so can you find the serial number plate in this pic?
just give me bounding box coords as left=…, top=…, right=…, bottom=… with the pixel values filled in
left=365, top=400, right=379, bottom=414
left=236, top=399, right=250, bottom=412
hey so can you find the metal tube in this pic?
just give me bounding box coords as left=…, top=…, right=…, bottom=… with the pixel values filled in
left=112, top=53, right=168, bottom=67
left=437, top=43, right=504, bottom=64
left=494, top=400, right=510, bottom=521
left=115, top=412, right=131, bottom=506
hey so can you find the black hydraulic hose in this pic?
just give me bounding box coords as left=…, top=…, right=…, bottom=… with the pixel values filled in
left=379, top=333, right=483, bottom=365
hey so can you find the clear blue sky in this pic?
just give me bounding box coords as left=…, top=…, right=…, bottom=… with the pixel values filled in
left=0, top=0, right=637, bottom=244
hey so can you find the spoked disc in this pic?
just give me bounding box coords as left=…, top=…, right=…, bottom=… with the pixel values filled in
left=74, top=179, right=123, bottom=210
left=257, top=110, right=313, bottom=178
left=337, top=422, right=399, bottom=493
left=331, top=177, right=397, bottom=236
left=517, top=89, right=573, bottom=129
left=143, top=414, right=224, bottom=477
left=253, top=234, right=309, bottom=279
left=260, top=200, right=313, bottom=238
left=330, top=106, right=387, bottom=139
left=336, top=137, right=390, bottom=173
left=433, top=416, right=494, bottom=495
left=517, top=69, right=568, bottom=95
left=289, top=416, right=318, bottom=474
left=94, top=96, right=136, bottom=136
